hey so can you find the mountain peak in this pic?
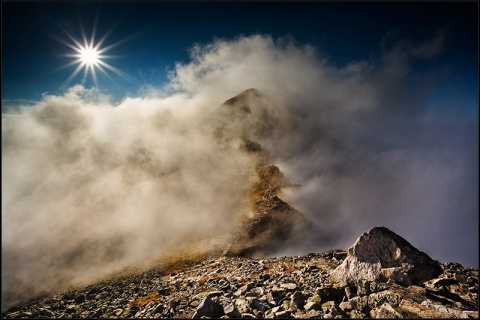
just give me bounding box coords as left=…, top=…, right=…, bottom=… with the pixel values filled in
left=222, top=88, right=265, bottom=106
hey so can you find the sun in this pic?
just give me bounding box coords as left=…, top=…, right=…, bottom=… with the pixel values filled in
left=57, top=24, right=135, bottom=86
left=79, top=46, right=100, bottom=66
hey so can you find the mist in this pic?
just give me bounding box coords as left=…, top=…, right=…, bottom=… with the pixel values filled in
left=2, top=34, right=477, bottom=310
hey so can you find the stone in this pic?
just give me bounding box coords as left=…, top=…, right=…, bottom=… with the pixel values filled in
left=330, top=227, right=442, bottom=287
left=289, top=290, right=305, bottom=310
left=250, top=298, right=270, bottom=313
left=275, top=310, right=293, bottom=318
left=237, top=283, right=254, bottom=296
left=348, top=296, right=369, bottom=314
left=404, top=285, right=427, bottom=303
left=304, top=301, right=322, bottom=311
left=207, top=291, right=224, bottom=298
left=75, top=294, right=86, bottom=304
left=397, top=299, right=452, bottom=318
left=330, top=305, right=345, bottom=318
left=280, top=283, right=297, bottom=291
left=338, top=301, right=352, bottom=311
left=307, top=293, right=322, bottom=303
left=235, top=297, right=251, bottom=314
left=317, top=287, right=343, bottom=302
left=223, top=300, right=241, bottom=318
left=246, top=287, right=264, bottom=298
left=113, top=308, right=123, bottom=316
left=241, top=312, right=257, bottom=318
left=368, top=288, right=405, bottom=309
left=321, top=300, right=336, bottom=313
left=266, top=288, right=285, bottom=305
left=193, top=296, right=223, bottom=318
left=369, top=303, right=403, bottom=318
left=305, top=310, right=323, bottom=318
left=432, top=277, right=459, bottom=287
left=349, top=309, right=367, bottom=318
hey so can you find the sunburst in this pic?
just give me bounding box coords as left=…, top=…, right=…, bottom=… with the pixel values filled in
left=56, top=22, right=135, bottom=86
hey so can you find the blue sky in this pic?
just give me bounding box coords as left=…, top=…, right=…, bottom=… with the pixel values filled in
left=2, top=2, right=478, bottom=106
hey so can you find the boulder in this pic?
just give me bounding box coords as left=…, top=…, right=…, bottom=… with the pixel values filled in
left=329, top=227, right=442, bottom=287
left=192, top=296, right=223, bottom=318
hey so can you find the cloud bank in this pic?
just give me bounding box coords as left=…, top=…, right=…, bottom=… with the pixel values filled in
left=2, top=33, right=477, bottom=310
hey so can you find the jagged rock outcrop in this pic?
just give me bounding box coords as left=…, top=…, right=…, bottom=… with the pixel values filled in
left=225, top=163, right=311, bottom=257
left=217, top=89, right=312, bottom=257
left=330, top=227, right=443, bottom=288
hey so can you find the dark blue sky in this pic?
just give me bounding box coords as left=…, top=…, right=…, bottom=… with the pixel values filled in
left=2, top=2, right=478, bottom=105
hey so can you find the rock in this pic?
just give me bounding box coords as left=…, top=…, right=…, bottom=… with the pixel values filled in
left=304, top=310, right=322, bottom=318
left=74, top=294, right=86, bottom=304
left=432, top=277, right=459, bottom=287
left=250, top=299, right=270, bottom=313
left=304, top=301, right=322, bottom=311
left=113, top=308, right=123, bottom=316
left=404, top=285, right=427, bottom=303
left=381, top=267, right=411, bottom=286
left=306, top=293, right=322, bottom=303
left=207, top=291, right=224, bottom=298
left=369, top=303, right=403, bottom=318
left=280, top=283, right=297, bottom=292
left=330, top=305, right=345, bottom=318
left=338, top=301, right=352, bottom=311
left=329, top=227, right=442, bottom=287
left=266, top=288, right=285, bottom=305
left=289, top=290, right=305, bottom=310
left=237, top=283, right=254, bottom=296
left=241, top=312, right=257, bottom=318
left=190, top=300, right=200, bottom=307
left=193, top=296, right=223, bottom=318
left=274, top=310, right=293, bottom=318
left=317, top=287, right=343, bottom=302
left=397, top=299, right=452, bottom=318
left=348, top=296, right=369, bottom=314
left=344, top=286, right=357, bottom=299
left=349, top=309, right=367, bottom=318
left=38, top=308, right=54, bottom=317
left=223, top=300, right=241, bottom=318
left=246, top=287, right=264, bottom=298
left=368, top=287, right=405, bottom=309
left=235, top=297, right=251, bottom=314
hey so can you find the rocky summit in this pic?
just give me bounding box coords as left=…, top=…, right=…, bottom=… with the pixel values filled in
left=2, top=227, right=478, bottom=319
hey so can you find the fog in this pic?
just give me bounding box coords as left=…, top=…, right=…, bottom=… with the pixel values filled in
left=2, top=34, right=477, bottom=310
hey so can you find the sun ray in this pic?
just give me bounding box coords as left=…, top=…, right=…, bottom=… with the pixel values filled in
left=57, top=22, right=139, bottom=88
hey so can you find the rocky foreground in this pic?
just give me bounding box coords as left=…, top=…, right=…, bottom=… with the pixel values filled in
left=2, top=227, right=478, bottom=319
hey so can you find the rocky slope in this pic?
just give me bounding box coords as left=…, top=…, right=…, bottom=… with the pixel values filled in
left=2, top=227, right=478, bottom=319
